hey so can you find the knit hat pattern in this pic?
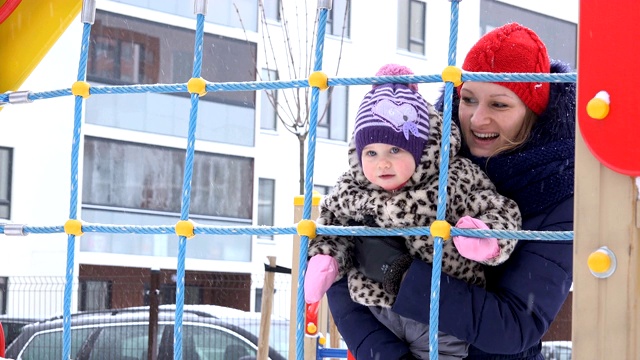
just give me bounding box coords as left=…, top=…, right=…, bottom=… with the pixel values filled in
left=462, top=22, right=551, bottom=115
left=354, top=64, right=430, bottom=166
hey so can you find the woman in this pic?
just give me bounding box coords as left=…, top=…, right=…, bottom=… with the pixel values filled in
left=326, top=22, right=575, bottom=360
left=305, top=64, right=521, bottom=360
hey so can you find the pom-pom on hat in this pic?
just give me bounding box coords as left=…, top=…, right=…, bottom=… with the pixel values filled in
left=354, top=64, right=430, bottom=167
left=461, top=22, right=551, bottom=115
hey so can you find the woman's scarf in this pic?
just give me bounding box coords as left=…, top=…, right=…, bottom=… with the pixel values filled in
left=465, top=140, right=574, bottom=217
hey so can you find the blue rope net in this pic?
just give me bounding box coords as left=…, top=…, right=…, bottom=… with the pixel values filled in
left=0, top=1, right=576, bottom=360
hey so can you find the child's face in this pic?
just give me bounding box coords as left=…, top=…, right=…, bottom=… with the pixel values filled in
left=361, top=143, right=416, bottom=191
left=458, top=82, right=527, bottom=157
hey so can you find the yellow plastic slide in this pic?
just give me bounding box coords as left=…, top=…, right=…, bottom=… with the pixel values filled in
left=0, top=0, right=82, bottom=93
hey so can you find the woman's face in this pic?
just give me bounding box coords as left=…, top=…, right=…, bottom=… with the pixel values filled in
left=458, top=82, right=527, bottom=157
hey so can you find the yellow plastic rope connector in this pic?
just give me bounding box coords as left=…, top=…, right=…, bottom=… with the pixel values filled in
left=175, top=220, right=196, bottom=239
left=297, top=219, right=317, bottom=239
left=586, top=91, right=610, bottom=120
left=308, top=71, right=329, bottom=90
left=441, top=66, right=463, bottom=87
left=187, top=77, right=207, bottom=97
left=430, top=220, right=451, bottom=240
left=64, top=219, right=83, bottom=236
left=71, top=81, right=91, bottom=98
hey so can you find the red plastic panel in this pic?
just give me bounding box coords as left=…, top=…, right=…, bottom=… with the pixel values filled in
left=578, top=0, right=640, bottom=176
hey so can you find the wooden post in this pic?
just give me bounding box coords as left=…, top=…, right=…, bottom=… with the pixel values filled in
left=290, top=193, right=322, bottom=360
left=572, top=130, right=640, bottom=359
left=258, top=256, right=277, bottom=360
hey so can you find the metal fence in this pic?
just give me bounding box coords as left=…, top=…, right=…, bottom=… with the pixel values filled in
left=1, top=270, right=294, bottom=360
left=1, top=273, right=572, bottom=359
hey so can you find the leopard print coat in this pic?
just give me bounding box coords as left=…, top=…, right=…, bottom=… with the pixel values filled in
left=308, top=102, right=522, bottom=308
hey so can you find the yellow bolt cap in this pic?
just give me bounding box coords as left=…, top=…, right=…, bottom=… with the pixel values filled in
left=297, top=219, right=317, bottom=239
left=586, top=97, right=609, bottom=120
left=306, top=322, right=317, bottom=334
left=318, top=336, right=326, bottom=345
left=175, top=220, right=196, bottom=239
left=587, top=246, right=617, bottom=278
left=588, top=249, right=611, bottom=274
left=71, top=81, right=91, bottom=98
left=308, top=71, right=329, bottom=90
left=187, top=77, right=207, bottom=96
left=64, top=219, right=84, bottom=236
left=431, top=220, right=451, bottom=240
left=441, top=66, right=463, bottom=87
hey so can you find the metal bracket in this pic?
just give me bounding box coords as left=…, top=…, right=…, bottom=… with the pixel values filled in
left=3, top=223, right=26, bottom=236
left=318, top=0, right=333, bottom=10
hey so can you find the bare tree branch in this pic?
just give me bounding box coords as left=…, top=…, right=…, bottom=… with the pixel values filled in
left=236, top=0, right=349, bottom=193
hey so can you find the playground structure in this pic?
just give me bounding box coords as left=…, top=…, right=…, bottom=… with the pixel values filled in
left=0, top=1, right=639, bottom=360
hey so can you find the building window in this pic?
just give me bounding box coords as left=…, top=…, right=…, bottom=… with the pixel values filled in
left=160, top=284, right=203, bottom=304
left=88, top=23, right=160, bottom=85
left=317, top=86, right=348, bottom=142
left=79, top=280, right=112, bottom=311
left=254, top=288, right=264, bottom=312
left=89, top=11, right=256, bottom=106
left=82, top=137, right=254, bottom=219
left=108, top=0, right=258, bottom=31
left=0, top=147, right=11, bottom=220
left=313, top=185, right=331, bottom=195
left=261, top=69, right=278, bottom=131
left=328, top=0, right=351, bottom=38
left=254, top=287, right=278, bottom=312
left=0, top=277, right=6, bottom=314
left=81, top=137, right=253, bottom=260
left=86, top=11, right=257, bottom=147
left=263, top=0, right=281, bottom=22
left=397, top=0, right=426, bottom=55
left=258, top=178, right=275, bottom=240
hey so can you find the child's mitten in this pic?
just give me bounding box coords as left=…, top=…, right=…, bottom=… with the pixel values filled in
left=304, top=254, right=339, bottom=303
left=453, top=216, right=499, bottom=262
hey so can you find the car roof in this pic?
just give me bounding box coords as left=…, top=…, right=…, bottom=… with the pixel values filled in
left=7, top=305, right=289, bottom=360
left=13, top=304, right=288, bottom=339
left=0, top=314, right=44, bottom=322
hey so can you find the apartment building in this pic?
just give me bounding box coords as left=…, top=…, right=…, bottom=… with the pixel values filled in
left=0, top=0, right=577, bottom=324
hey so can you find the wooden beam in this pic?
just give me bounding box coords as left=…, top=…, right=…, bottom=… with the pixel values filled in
left=572, top=128, right=640, bottom=359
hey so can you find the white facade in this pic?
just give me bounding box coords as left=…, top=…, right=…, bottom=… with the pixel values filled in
left=0, top=0, right=577, bottom=318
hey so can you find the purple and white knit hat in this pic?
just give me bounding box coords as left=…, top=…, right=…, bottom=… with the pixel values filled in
left=354, top=64, right=430, bottom=166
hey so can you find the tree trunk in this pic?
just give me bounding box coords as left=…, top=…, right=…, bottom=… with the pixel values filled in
left=298, top=135, right=305, bottom=195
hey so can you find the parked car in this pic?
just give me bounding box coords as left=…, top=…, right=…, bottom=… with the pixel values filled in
left=0, top=315, right=43, bottom=350
left=5, top=305, right=288, bottom=360
left=541, top=340, right=572, bottom=360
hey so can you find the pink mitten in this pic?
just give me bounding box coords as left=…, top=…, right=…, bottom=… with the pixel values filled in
left=304, top=254, right=339, bottom=303
left=453, top=216, right=500, bottom=262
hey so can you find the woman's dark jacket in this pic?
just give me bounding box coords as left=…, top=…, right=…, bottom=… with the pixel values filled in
left=326, top=60, right=575, bottom=360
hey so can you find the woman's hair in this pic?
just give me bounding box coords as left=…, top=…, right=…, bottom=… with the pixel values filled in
left=492, top=107, right=538, bottom=156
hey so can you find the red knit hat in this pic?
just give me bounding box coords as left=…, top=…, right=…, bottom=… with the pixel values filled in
left=461, top=23, right=551, bottom=115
